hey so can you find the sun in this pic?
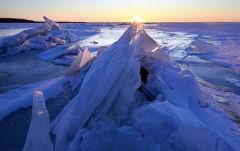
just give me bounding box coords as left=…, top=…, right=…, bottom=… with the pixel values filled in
left=134, top=16, right=143, bottom=23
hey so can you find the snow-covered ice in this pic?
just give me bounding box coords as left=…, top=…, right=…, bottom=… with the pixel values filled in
left=0, top=17, right=72, bottom=56
left=0, top=17, right=99, bottom=61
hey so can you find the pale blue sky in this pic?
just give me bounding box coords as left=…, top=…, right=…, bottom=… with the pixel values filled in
left=1, top=0, right=240, bottom=22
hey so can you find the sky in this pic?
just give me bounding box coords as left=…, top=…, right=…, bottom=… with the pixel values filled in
left=1, top=0, right=240, bottom=22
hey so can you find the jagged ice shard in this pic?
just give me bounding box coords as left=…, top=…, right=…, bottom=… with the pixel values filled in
left=66, top=48, right=93, bottom=76
left=23, top=91, right=53, bottom=151
left=52, top=22, right=144, bottom=150
left=49, top=22, right=240, bottom=151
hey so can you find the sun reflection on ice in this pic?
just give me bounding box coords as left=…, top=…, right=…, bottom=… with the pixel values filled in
left=132, top=16, right=144, bottom=30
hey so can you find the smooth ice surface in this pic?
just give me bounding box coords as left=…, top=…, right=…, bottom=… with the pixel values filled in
left=0, top=52, right=67, bottom=93
left=0, top=77, right=66, bottom=120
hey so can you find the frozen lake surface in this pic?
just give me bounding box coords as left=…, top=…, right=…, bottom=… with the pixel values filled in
left=0, top=22, right=240, bottom=151
left=0, top=52, right=67, bottom=93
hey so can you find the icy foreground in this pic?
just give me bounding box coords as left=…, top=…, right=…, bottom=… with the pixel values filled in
left=23, top=91, right=53, bottom=151
left=32, top=22, right=240, bottom=151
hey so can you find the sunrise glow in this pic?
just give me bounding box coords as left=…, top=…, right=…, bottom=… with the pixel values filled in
left=134, top=16, right=143, bottom=23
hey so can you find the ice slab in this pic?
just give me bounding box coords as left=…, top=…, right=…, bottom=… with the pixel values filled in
left=22, top=91, right=53, bottom=151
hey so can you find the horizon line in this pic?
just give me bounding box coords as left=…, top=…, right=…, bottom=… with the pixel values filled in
left=1, top=17, right=240, bottom=23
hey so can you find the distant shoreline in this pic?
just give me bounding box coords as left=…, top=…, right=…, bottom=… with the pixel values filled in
left=0, top=18, right=86, bottom=23
left=0, top=18, right=36, bottom=23
left=0, top=18, right=239, bottom=24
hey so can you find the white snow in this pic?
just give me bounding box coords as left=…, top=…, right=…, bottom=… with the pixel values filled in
left=79, top=26, right=127, bottom=48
